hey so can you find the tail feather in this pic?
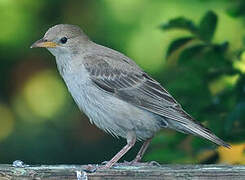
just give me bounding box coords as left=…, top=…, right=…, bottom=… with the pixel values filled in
left=167, top=119, right=231, bottom=149
left=181, top=123, right=231, bottom=148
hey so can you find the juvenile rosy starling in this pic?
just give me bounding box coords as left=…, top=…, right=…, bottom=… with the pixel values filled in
left=31, top=24, right=230, bottom=169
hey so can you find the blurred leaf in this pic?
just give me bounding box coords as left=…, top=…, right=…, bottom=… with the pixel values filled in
left=218, top=143, right=245, bottom=164
left=227, top=0, right=245, bottom=18
left=235, top=75, right=245, bottom=101
left=212, top=41, right=229, bottom=53
left=225, top=102, right=243, bottom=131
left=0, top=104, right=14, bottom=141
left=166, top=37, right=195, bottom=58
left=160, top=17, right=198, bottom=34
left=207, top=68, right=240, bottom=80
left=22, top=70, right=68, bottom=120
left=197, top=149, right=217, bottom=163
left=179, top=44, right=207, bottom=62
left=234, top=52, right=245, bottom=74
left=208, top=75, right=239, bottom=96
left=224, top=102, right=245, bottom=142
left=198, top=11, right=217, bottom=42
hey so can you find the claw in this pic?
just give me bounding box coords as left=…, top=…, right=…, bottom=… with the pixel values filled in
left=128, top=160, right=161, bottom=167
left=148, top=161, right=161, bottom=166
left=101, top=161, right=109, bottom=165
left=82, top=164, right=98, bottom=173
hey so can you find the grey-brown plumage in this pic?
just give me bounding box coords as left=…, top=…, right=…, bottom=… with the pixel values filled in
left=31, top=24, right=230, bottom=169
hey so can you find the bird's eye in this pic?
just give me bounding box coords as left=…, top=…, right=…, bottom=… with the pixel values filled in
left=60, top=37, right=68, bottom=44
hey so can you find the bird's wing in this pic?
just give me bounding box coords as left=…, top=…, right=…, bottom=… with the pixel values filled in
left=83, top=54, right=190, bottom=123
left=83, top=54, right=230, bottom=148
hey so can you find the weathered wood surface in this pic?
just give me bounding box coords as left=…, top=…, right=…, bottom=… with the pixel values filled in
left=0, top=164, right=245, bottom=180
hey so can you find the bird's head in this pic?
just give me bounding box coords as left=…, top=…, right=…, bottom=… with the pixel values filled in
left=31, top=24, right=89, bottom=56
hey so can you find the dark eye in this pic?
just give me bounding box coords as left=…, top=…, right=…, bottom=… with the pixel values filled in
left=60, top=37, right=68, bottom=44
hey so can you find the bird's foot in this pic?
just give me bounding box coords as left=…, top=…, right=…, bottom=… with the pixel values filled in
left=100, top=161, right=122, bottom=169
left=145, top=161, right=161, bottom=166
left=82, top=164, right=98, bottom=173
left=124, top=160, right=161, bottom=167
left=99, top=160, right=160, bottom=169
left=101, top=161, right=109, bottom=165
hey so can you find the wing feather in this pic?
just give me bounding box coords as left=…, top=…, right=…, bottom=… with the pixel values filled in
left=82, top=54, right=230, bottom=148
left=83, top=54, right=185, bottom=122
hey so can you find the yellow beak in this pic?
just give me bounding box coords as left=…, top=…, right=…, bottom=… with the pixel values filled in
left=30, top=39, right=58, bottom=48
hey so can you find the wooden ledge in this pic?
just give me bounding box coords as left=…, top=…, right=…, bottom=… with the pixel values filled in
left=0, top=164, right=245, bottom=180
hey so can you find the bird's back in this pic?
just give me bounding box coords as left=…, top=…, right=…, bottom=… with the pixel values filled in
left=76, top=41, right=230, bottom=148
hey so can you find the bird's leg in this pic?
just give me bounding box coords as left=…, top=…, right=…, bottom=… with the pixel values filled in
left=132, top=137, right=152, bottom=163
left=102, top=132, right=136, bottom=169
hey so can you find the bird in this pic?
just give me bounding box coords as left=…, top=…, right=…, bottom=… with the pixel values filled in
left=31, top=24, right=231, bottom=169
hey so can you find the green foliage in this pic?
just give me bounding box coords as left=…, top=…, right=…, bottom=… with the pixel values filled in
left=227, top=0, right=245, bottom=17
left=178, top=44, right=207, bottom=62
left=198, top=11, right=217, bottom=42
left=224, top=74, right=245, bottom=142
left=162, top=11, right=221, bottom=59
left=160, top=17, right=198, bottom=34
left=166, top=37, right=195, bottom=58
left=146, top=10, right=245, bottom=163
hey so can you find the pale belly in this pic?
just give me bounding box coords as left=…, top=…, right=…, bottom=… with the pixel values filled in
left=62, top=71, right=162, bottom=140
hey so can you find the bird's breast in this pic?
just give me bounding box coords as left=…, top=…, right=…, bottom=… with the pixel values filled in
left=55, top=56, right=161, bottom=140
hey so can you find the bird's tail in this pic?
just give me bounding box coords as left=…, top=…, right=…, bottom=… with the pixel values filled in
left=166, top=119, right=231, bottom=149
